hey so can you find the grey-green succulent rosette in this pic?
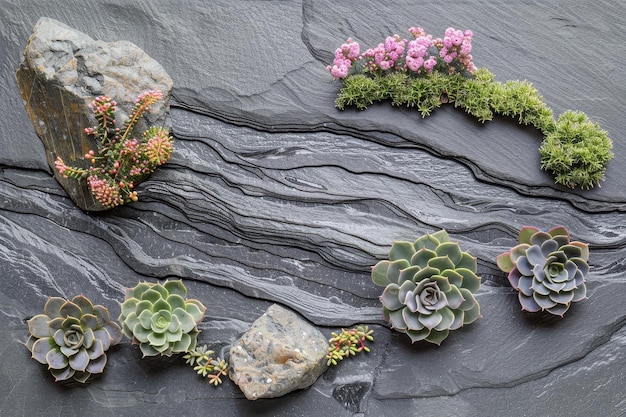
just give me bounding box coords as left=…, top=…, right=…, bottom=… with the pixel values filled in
left=372, top=230, right=481, bottom=345
left=496, top=226, right=589, bottom=316
left=26, top=295, right=122, bottom=383
left=118, top=280, right=206, bottom=357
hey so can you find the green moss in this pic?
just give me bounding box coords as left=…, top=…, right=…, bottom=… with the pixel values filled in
left=332, top=67, right=613, bottom=189
left=539, top=110, right=613, bottom=189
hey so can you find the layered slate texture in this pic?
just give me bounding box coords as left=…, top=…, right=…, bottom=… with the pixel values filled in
left=1, top=1, right=626, bottom=416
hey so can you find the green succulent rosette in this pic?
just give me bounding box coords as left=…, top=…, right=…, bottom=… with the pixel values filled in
left=372, top=230, right=481, bottom=345
left=26, top=295, right=123, bottom=383
left=496, top=226, right=589, bottom=316
left=118, top=280, right=206, bottom=357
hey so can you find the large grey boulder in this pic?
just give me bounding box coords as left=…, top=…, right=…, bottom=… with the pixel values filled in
left=16, top=17, right=172, bottom=211
left=229, top=304, right=329, bottom=400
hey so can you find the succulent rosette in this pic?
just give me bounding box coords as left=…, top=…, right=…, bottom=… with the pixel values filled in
left=372, top=230, right=481, bottom=345
left=26, top=295, right=122, bottom=383
left=118, top=280, right=206, bottom=357
left=496, top=226, right=589, bottom=316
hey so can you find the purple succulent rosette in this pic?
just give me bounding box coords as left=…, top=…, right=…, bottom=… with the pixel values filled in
left=496, top=226, right=589, bottom=316
left=26, top=295, right=122, bottom=383
left=372, top=230, right=481, bottom=345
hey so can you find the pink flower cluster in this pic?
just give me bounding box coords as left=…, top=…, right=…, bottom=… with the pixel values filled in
left=143, top=127, right=174, bottom=166
left=361, top=35, right=407, bottom=73
left=327, top=26, right=476, bottom=79
left=327, top=38, right=360, bottom=79
left=87, top=175, right=121, bottom=208
left=91, top=96, right=117, bottom=120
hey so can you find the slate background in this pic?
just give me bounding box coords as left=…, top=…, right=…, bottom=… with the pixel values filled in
left=1, top=1, right=625, bottom=416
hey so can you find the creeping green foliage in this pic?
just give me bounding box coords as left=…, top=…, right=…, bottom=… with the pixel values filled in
left=326, top=325, right=374, bottom=366
left=539, top=110, right=613, bottom=189
left=372, top=230, right=481, bottom=345
left=332, top=66, right=612, bottom=189
left=118, top=280, right=206, bottom=357
left=26, top=295, right=122, bottom=383
left=496, top=226, right=589, bottom=316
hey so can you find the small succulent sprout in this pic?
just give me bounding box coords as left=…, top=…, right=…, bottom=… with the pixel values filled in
left=118, top=280, right=206, bottom=357
left=496, top=226, right=589, bottom=316
left=26, top=295, right=122, bottom=383
left=372, top=230, right=481, bottom=345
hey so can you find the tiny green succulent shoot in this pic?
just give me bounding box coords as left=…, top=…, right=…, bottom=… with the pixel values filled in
left=326, top=325, right=374, bottom=366
left=183, top=344, right=229, bottom=386
left=26, top=295, right=122, bottom=383
left=118, top=280, right=206, bottom=357
left=496, top=226, right=589, bottom=316
left=372, top=230, right=481, bottom=345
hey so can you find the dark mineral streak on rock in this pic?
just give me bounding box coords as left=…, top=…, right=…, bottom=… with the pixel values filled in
left=229, top=304, right=329, bottom=400
left=16, top=17, right=172, bottom=211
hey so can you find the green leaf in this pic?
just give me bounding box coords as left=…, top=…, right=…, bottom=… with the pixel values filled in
left=564, top=243, right=589, bottom=261
left=402, top=309, right=423, bottom=331
left=44, top=297, right=66, bottom=318
left=388, top=308, right=407, bottom=330
left=86, top=354, right=107, bottom=374
left=132, top=323, right=151, bottom=343
left=413, top=266, right=440, bottom=283
left=518, top=226, right=539, bottom=245
left=380, top=284, right=403, bottom=311
left=172, top=333, right=193, bottom=353
left=147, top=331, right=167, bottom=347
left=430, top=230, right=450, bottom=244
left=548, top=226, right=570, bottom=239
left=410, top=248, right=437, bottom=268
left=120, top=298, right=139, bottom=320
left=153, top=298, right=171, bottom=313
left=439, top=269, right=463, bottom=288
left=87, top=339, right=104, bottom=360
left=132, top=282, right=152, bottom=299
left=27, top=314, right=51, bottom=338
left=46, top=348, right=69, bottom=369
left=424, top=329, right=449, bottom=346
left=389, top=241, right=416, bottom=261
left=456, top=252, right=477, bottom=271
left=72, top=295, right=94, bottom=314
left=173, top=307, right=196, bottom=333
left=435, top=242, right=463, bottom=265
left=372, top=261, right=392, bottom=286
left=457, top=268, right=481, bottom=292
left=139, top=342, right=160, bottom=357
left=462, top=302, right=481, bottom=324
left=30, top=337, right=54, bottom=364
left=167, top=294, right=186, bottom=311
left=50, top=367, right=74, bottom=382
left=59, top=301, right=82, bottom=319
left=435, top=307, right=455, bottom=331
left=141, top=288, right=164, bottom=304
left=397, top=265, right=421, bottom=285
left=414, top=234, right=440, bottom=251
left=496, top=251, right=515, bottom=273
left=418, top=311, right=443, bottom=330
left=430, top=275, right=451, bottom=293
left=185, top=299, right=206, bottom=323
left=406, top=328, right=430, bottom=343
left=81, top=314, right=98, bottom=331
left=443, top=285, right=465, bottom=309
left=427, top=256, right=455, bottom=272
left=164, top=280, right=187, bottom=298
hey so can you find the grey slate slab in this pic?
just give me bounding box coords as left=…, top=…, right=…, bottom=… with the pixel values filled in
left=1, top=1, right=625, bottom=416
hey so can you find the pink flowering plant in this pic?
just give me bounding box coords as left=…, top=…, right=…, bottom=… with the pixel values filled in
left=54, top=90, right=173, bottom=209
left=327, top=25, right=613, bottom=189
left=328, top=27, right=475, bottom=81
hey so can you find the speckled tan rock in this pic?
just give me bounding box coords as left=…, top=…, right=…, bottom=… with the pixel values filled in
left=229, top=304, right=329, bottom=400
